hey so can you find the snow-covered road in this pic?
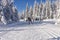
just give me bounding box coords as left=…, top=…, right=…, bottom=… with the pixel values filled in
left=0, top=21, right=60, bottom=40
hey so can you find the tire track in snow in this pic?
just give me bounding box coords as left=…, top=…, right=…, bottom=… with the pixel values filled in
left=45, top=26, right=60, bottom=37
left=43, top=28, right=59, bottom=38
left=36, top=28, right=53, bottom=40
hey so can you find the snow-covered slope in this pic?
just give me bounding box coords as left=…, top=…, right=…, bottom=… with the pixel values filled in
left=0, top=20, right=60, bottom=40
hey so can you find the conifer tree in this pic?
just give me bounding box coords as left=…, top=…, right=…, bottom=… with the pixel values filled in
left=25, top=3, right=29, bottom=19
left=29, top=6, right=33, bottom=20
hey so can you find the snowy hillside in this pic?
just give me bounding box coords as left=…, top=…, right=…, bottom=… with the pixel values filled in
left=0, top=19, right=60, bottom=40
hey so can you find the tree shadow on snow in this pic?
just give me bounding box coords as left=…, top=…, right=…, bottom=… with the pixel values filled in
left=0, top=20, right=55, bottom=28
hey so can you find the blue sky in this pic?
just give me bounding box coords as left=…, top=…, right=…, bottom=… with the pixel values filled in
left=14, top=0, right=55, bottom=13
left=14, top=0, right=46, bottom=13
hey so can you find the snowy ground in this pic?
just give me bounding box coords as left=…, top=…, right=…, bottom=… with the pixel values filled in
left=0, top=19, right=60, bottom=40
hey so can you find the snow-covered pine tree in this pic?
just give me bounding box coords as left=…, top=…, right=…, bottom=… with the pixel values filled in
left=7, top=0, right=19, bottom=22
left=36, top=3, right=40, bottom=20
left=0, top=0, right=2, bottom=21
left=39, top=0, right=44, bottom=20
left=25, top=3, right=29, bottom=20
left=56, top=0, right=60, bottom=19
left=29, top=6, right=33, bottom=21
left=21, top=10, right=25, bottom=19
left=51, top=0, right=57, bottom=19
left=55, top=0, right=60, bottom=24
left=0, top=0, right=7, bottom=24
left=45, top=0, right=51, bottom=19
left=43, top=4, right=46, bottom=19
left=0, top=0, right=19, bottom=24
left=33, top=0, right=38, bottom=20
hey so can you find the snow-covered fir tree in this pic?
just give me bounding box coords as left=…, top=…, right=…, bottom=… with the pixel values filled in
left=55, top=0, right=60, bottom=24
left=33, top=0, right=37, bottom=20
left=0, top=0, right=19, bottom=24
left=25, top=3, right=29, bottom=20
left=39, top=0, right=44, bottom=20
left=0, top=0, right=2, bottom=21
left=56, top=0, right=60, bottom=19
left=21, top=10, right=25, bottom=19
left=22, top=0, right=60, bottom=23
left=45, top=0, right=51, bottom=19
left=29, top=6, right=33, bottom=20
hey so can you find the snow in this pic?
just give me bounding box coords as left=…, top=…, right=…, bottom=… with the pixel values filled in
left=0, top=19, right=60, bottom=40
left=1, top=16, right=7, bottom=25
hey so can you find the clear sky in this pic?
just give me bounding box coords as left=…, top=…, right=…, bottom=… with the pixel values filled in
left=14, top=0, right=55, bottom=13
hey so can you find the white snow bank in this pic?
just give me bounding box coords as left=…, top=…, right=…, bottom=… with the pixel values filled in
left=43, top=19, right=55, bottom=22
